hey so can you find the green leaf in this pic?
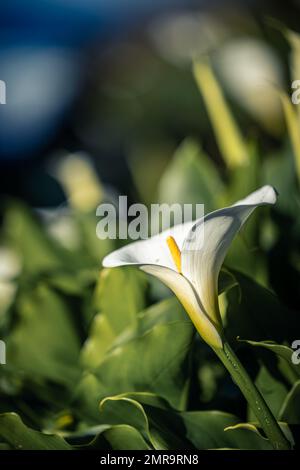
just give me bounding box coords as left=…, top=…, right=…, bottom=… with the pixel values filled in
left=224, top=422, right=293, bottom=449
left=239, top=339, right=300, bottom=383
left=99, top=394, right=191, bottom=450
left=193, top=59, right=249, bottom=168
left=86, top=425, right=151, bottom=450
left=98, top=393, right=273, bottom=450
left=158, top=138, right=223, bottom=213
left=7, top=284, right=81, bottom=387
left=248, top=366, right=288, bottom=420
left=181, top=412, right=272, bottom=450
left=0, top=413, right=72, bottom=450
left=81, top=267, right=147, bottom=368
left=99, top=395, right=154, bottom=442
left=136, top=297, right=188, bottom=337
left=74, top=320, right=194, bottom=421
left=94, top=267, right=147, bottom=335
left=225, top=270, right=299, bottom=345
left=240, top=340, right=293, bottom=362
left=107, top=297, right=189, bottom=353
left=81, top=314, right=116, bottom=369
left=279, top=380, right=300, bottom=424
left=3, top=203, right=67, bottom=274
left=94, top=322, right=193, bottom=409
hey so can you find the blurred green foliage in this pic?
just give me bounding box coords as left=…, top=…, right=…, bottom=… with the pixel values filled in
left=0, top=22, right=300, bottom=451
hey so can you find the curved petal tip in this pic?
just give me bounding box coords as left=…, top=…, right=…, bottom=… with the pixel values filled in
left=235, top=184, right=278, bottom=207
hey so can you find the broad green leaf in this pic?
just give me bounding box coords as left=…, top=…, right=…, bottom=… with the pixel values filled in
left=94, top=321, right=193, bottom=410
left=108, top=297, right=189, bottom=352
left=101, top=392, right=170, bottom=410
left=94, top=267, right=147, bottom=334
left=225, top=270, right=299, bottom=345
left=3, top=203, right=67, bottom=274
left=158, top=138, right=223, bottom=213
left=87, top=425, right=151, bottom=450
left=224, top=422, right=293, bottom=449
left=136, top=297, right=187, bottom=337
left=97, top=393, right=273, bottom=450
left=248, top=366, right=288, bottom=420
left=181, top=411, right=272, bottom=450
left=81, top=314, right=116, bottom=369
left=99, top=394, right=191, bottom=450
left=72, top=373, right=105, bottom=423
left=81, top=267, right=147, bottom=367
left=7, top=284, right=81, bottom=388
left=74, top=321, right=194, bottom=420
left=279, top=380, right=300, bottom=424
left=99, top=396, right=153, bottom=441
left=239, top=339, right=300, bottom=383
left=0, top=413, right=72, bottom=450
left=82, top=297, right=189, bottom=371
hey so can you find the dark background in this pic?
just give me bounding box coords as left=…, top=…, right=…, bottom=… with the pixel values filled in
left=0, top=0, right=298, bottom=207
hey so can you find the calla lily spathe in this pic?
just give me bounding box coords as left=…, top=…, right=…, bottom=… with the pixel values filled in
left=102, top=185, right=277, bottom=349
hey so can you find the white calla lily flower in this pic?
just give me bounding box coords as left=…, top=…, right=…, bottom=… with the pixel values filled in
left=103, top=185, right=277, bottom=349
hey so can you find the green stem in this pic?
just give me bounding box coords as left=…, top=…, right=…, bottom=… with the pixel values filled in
left=213, top=340, right=291, bottom=450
